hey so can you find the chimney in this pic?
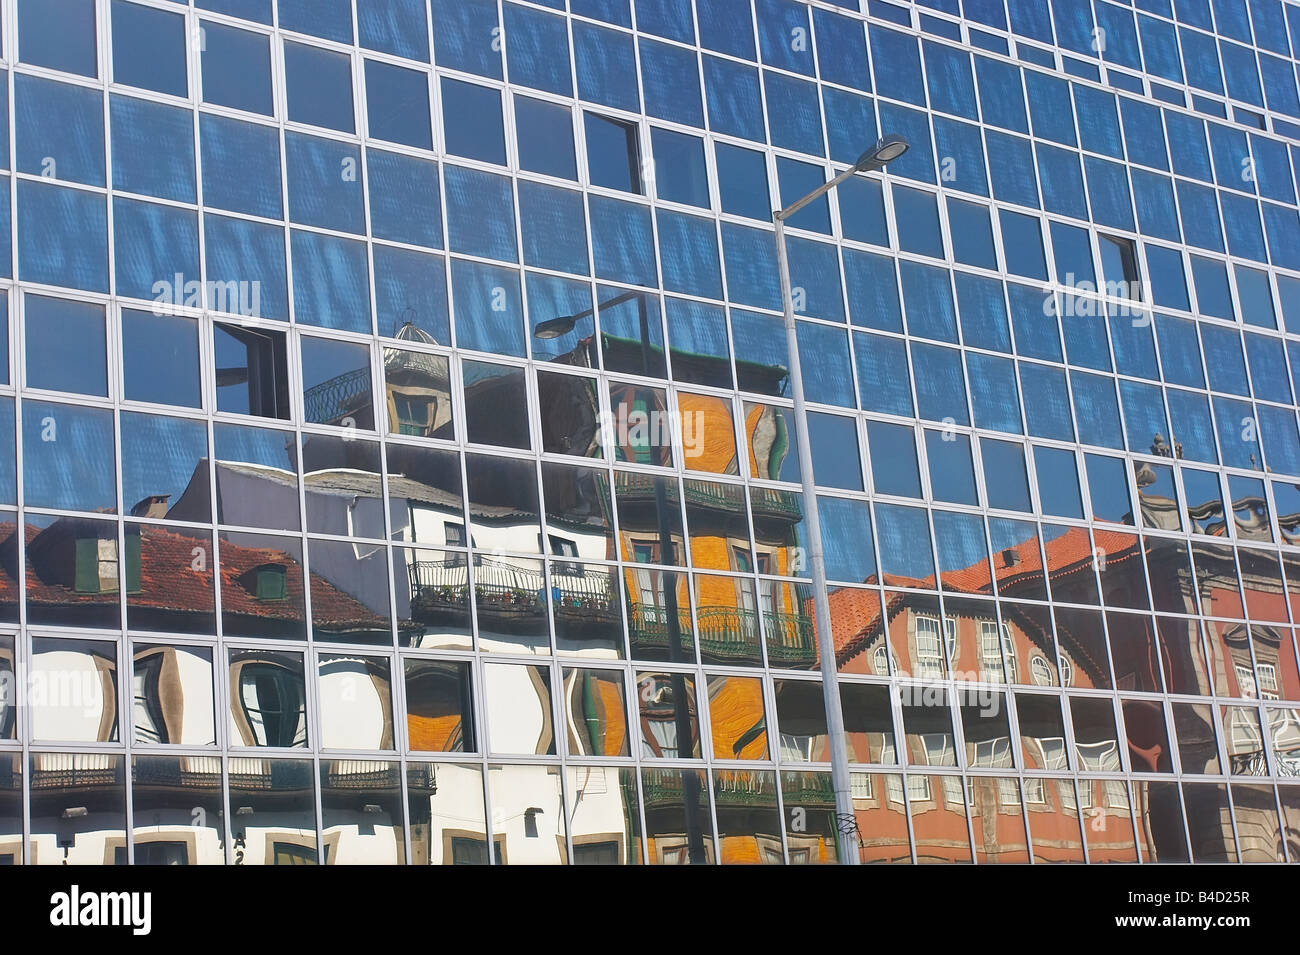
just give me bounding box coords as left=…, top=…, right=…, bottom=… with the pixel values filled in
left=1000, top=548, right=1022, bottom=568
left=130, top=495, right=171, bottom=519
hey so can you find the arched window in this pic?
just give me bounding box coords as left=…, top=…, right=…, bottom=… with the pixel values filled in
left=239, top=663, right=306, bottom=747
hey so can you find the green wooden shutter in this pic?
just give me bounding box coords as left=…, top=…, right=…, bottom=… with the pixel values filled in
left=74, top=538, right=100, bottom=594
left=125, top=533, right=143, bottom=594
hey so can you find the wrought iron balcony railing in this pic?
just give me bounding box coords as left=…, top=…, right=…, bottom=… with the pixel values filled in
left=408, top=557, right=617, bottom=618
left=627, top=604, right=815, bottom=662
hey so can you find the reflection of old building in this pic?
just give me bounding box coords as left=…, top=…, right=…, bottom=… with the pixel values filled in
left=818, top=506, right=1300, bottom=863
left=0, top=517, right=395, bottom=641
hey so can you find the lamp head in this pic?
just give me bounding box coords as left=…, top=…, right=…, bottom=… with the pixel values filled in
left=533, top=315, right=577, bottom=340
left=853, top=134, right=910, bottom=172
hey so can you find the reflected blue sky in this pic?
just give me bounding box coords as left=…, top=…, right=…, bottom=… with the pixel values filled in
left=22, top=401, right=116, bottom=512
left=819, top=496, right=875, bottom=583
left=933, top=510, right=988, bottom=582
left=875, top=503, right=935, bottom=582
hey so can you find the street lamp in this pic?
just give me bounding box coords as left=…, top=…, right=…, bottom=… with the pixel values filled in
left=773, top=134, right=909, bottom=866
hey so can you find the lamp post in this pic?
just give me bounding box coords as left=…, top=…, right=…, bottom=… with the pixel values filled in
left=773, top=134, right=909, bottom=865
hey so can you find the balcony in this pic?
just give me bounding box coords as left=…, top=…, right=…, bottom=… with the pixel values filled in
left=628, top=604, right=816, bottom=664
left=612, top=472, right=803, bottom=522
left=408, top=556, right=619, bottom=632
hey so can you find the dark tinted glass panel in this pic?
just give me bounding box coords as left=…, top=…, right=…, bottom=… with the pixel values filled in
left=442, top=78, right=507, bottom=164
left=24, top=296, right=107, bottom=397
left=464, top=361, right=530, bottom=450
left=926, top=432, right=977, bottom=506
left=122, top=310, right=200, bottom=408
left=20, top=0, right=97, bottom=77
left=652, top=128, right=709, bottom=208
left=516, top=96, right=577, bottom=180
left=113, top=0, right=187, bottom=96
left=868, top=422, right=921, bottom=498
left=284, top=41, right=354, bottom=132
left=201, top=23, right=273, bottom=115
left=982, top=439, right=1031, bottom=512
left=717, top=143, right=770, bottom=220
left=808, top=413, right=862, bottom=491
left=366, top=60, right=433, bottom=149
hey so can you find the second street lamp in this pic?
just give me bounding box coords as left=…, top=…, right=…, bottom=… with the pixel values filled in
left=773, top=134, right=910, bottom=865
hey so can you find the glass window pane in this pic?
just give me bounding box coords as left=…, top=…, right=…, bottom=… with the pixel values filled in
left=363, top=59, right=431, bottom=148
left=30, top=754, right=124, bottom=865
left=442, top=78, right=506, bottom=164
left=1173, top=701, right=1221, bottom=774
left=319, top=759, right=405, bottom=864
left=464, top=360, right=530, bottom=450
left=308, top=536, right=392, bottom=644
left=716, top=143, right=770, bottom=220
left=516, top=96, right=577, bottom=180
left=808, top=413, right=862, bottom=491
left=640, top=766, right=712, bottom=864
left=981, top=439, right=1031, bottom=512
left=836, top=682, right=894, bottom=764
left=227, top=759, right=316, bottom=864
left=122, top=309, right=200, bottom=407
left=227, top=649, right=308, bottom=747
left=706, top=674, right=767, bottom=759
left=122, top=409, right=210, bottom=520
left=128, top=524, right=216, bottom=634
left=219, top=529, right=306, bottom=638
left=23, top=402, right=117, bottom=513
left=31, top=638, right=119, bottom=742
left=214, top=323, right=290, bottom=419
left=201, top=22, right=273, bottom=115
left=926, top=432, right=977, bottom=506
left=652, top=128, right=709, bottom=208
left=868, top=422, right=921, bottom=498
left=131, top=755, right=224, bottom=864
left=318, top=655, right=393, bottom=749
left=405, top=659, right=475, bottom=752
left=637, top=671, right=701, bottom=758
left=284, top=41, right=353, bottom=132
left=23, top=296, right=106, bottom=397
left=19, top=0, right=97, bottom=77
left=132, top=644, right=215, bottom=745
left=1025, top=778, right=1086, bottom=862
left=113, top=1, right=187, bottom=96
left=301, top=335, right=375, bottom=429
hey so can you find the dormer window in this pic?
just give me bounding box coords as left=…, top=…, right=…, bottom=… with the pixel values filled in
left=243, top=563, right=287, bottom=601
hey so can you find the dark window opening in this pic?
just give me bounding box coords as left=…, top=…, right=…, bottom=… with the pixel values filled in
left=214, top=323, right=290, bottom=419
left=238, top=663, right=306, bottom=747
left=1099, top=234, right=1142, bottom=301
left=585, top=113, right=642, bottom=194
left=546, top=534, right=581, bottom=576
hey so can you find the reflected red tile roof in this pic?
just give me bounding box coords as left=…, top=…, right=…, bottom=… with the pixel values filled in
left=0, top=521, right=390, bottom=630
left=821, top=525, right=1144, bottom=667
